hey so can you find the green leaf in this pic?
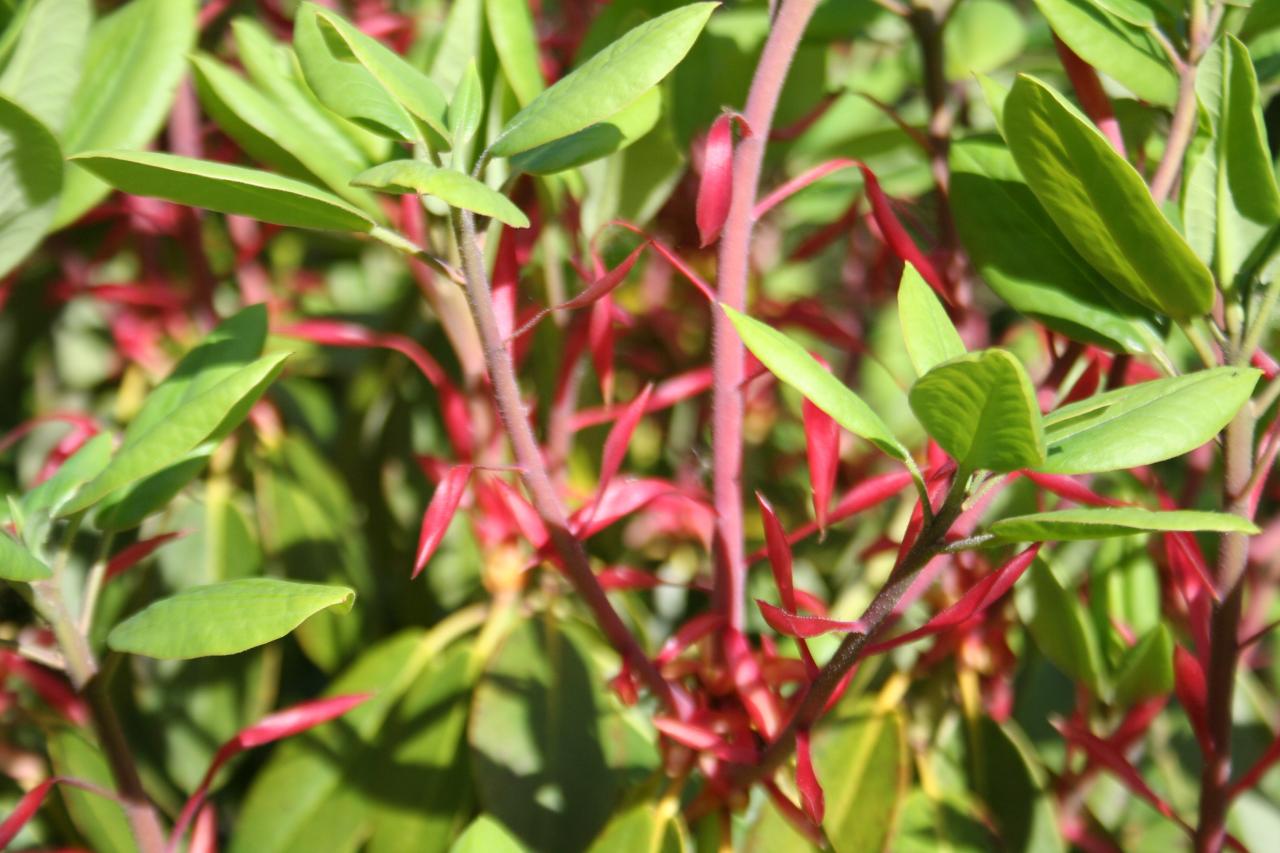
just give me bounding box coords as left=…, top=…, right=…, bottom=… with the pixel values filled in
left=0, top=93, right=62, bottom=279
left=293, top=2, right=418, bottom=141
left=586, top=795, right=686, bottom=853
left=0, top=531, right=50, bottom=581
left=944, top=0, right=1026, bottom=80
left=452, top=816, right=528, bottom=853
left=69, top=151, right=375, bottom=232
left=816, top=706, right=909, bottom=853
left=20, top=431, right=111, bottom=519
left=1184, top=36, right=1280, bottom=288
left=992, top=507, right=1259, bottom=541
left=55, top=0, right=196, bottom=227
left=353, top=161, right=529, bottom=228
left=46, top=726, right=138, bottom=853
left=950, top=135, right=1156, bottom=352
left=62, top=352, right=288, bottom=515
left=966, top=718, right=1066, bottom=853
left=92, top=453, right=212, bottom=531
left=898, top=262, right=965, bottom=375
left=723, top=305, right=909, bottom=461
left=1040, top=366, right=1260, bottom=473
left=107, top=577, right=355, bottom=659
left=512, top=85, right=662, bottom=175
left=307, top=4, right=450, bottom=139
left=1031, top=0, right=1178, bottom=105
left=486, top=0, right=545, bottom=109
left=1112, top=624, right=1174, bottom=705
left=0, top=0, right=90, bottom=131
left=1005, top=75, right=1214, bottom=319
left=908, top=349, right=1045, bottom=473
left=1022, top=558, right=1105, bottom=691
left=490, top=2, right=716, bottom=157
left=469, top=618, right=659, bottom=852
left=448, top=60, right=484, bottom=160
left=190, top=53, right=385, bottom=220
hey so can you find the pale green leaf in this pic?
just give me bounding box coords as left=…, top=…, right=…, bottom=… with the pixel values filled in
left=1040, top=366, right=1260, bottom=473
left=352, top=161, right=530, bottom=228
left=453, top=816, right=529, bottom=852
left=0, top=0, right=90, bottom=131
left=107, top=578, right=355, bottom=659
left=723, top=305, right=909, bottom=460
left=908, top=349, right=1045, bottom=473
left=0, top=531, right=50, bottom=581
left=898, top=262, right=965, bottom=375
left=992, top=507, right=1259, bottom=541
left=448, top=60, right=484, bottom=161
left=486, top=0, right=545, bottom=109
left=490, top=2, right=716, bottom=157
left=0, top=93, right=62, bottom=278
left=817, top=707, right=909, bottom=853
left=1005, top=75, right=1214, bottom=319
left=511, top=86, right=662, bottom=175
left=20, top=432, right=111, bottom=518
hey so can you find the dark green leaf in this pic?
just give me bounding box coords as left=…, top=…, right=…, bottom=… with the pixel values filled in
left=1112, top=624, right=1174, bottom=705
left=353, top=161, right=530, bottom=228
left=898, top=262, right=965, bottom=375
left=966, top=717, right=1066, bottom=853
left=490, top=2, right=716, bottom=157
left=992, top=507, right=1259, bottom=541
left=908, top=349, right=1045, bottom=473
left=107, top=577, right=355, bottom=659
left=0, top=93, right=62, bottom=279
left=92, top=453, right=212, bottom=531
left=1005, top=75, right=1213, bottom=319
left=70, top=151, right=375, bottom=232
left=1022, top=558, right=1105, bottom=690
left=1040, top=367, right=1260, bottom=473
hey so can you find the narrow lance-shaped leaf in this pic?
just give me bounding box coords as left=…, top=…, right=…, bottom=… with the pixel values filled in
left=511, top=240, right=648, bottom=341
left=756, top=601, right=866, bottom=639
left=490, top=2, right=717, bottom=157
left=71, top=151, right=375, bottom=232
left=991, top=507, right=1259, bottom=541
left=898, top=261, right=965, bottom=375
left=352, top=160, right=529, bottom=228
left=723, top=305, right=909, bottom=461
left=509, top=86, right=663, bottom=175
left=413, top=465, right=474, bottom=578
left=908, top=349, right=1045, bottom=473
left=0, top=778, right=55, bottom=849
left=796, top=728, right=824, bottom=825
left=1023, top=559, right=1104, bottom=691
left=697, top=112, right=746, bottom=247
left=486, top=0, right=545, bottom=108
left=861, top=164, right=947, bottom=300
left=106, top=577, right=356, bottom=659
left=1004, top=75, right=1213, bottom=319
left=802, top=399, right=839, bottom=534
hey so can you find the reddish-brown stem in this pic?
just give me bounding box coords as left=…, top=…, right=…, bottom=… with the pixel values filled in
left=449, top=207, right=677, bottom=711
left=713, top=0, right=821, bottom=631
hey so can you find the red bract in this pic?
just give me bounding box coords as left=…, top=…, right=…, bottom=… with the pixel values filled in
left=1174, top=644, right=1211, bottom=756
left=105, top=531, right=190, bottom=580
left=754, top=158, right=856, bottom=219
left=802, top=400, right=840, bottom=534
left=696, top=113, right=749, bottom=247
left=0, top=778, right=55, bottom=848
left=1024, top=472, right=1126, bottom=507
left=413, top=465, right=473, bottom=578
left=510, top=241, right=648, bottom=342
left=859, top=164, right=948, bottom=301
left=169, top=694, right=373, bottom=849
left=756, top=600, right=866, bottom=639
left=795, top=727, right=824, bottom=824
left=0, top=651, right=89, bottom=726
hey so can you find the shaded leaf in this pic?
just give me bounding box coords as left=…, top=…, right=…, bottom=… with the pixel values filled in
left=0, top=0, right=90, bottom=131
left=1112, top=624, right=1174, bottom=706
left=0, top=94, right=62, bottom=279
left=511, top=86, right=662, bottom=175
left=1022, top=558, right=1105, bottom=691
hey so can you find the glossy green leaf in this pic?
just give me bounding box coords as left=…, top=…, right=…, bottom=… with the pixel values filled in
left=293, top=2, right=417, bottom=141
left=512, top=86, right=662, bottom=175
left=55, top=0, right=196, bottom=226
left=1184, top=36, right=1280, bottom=287
left=233, top=629, right=477, bottom=853
left=190, top=53, right=385, bottom=219
left=908, top=349, right=1045, bottom=473
left=353, top=161, right=529, bottom=228
left=452, top=816, right=528, bottom=852
left=61, top=352, right=288, bottom=515
left=20, top=431, right=111, bottom=518
left=992, top=507, right=1259, bottom=541
left=723, top=305, right=908, bottom=460
left=1005, top=75, right=1213, bottom=319
left=0, top=0, right=90, bottom=131
left=1032, top=0, right=1177, bottom=105
left=816, top=706, right=909, bottom=853
left=469, top=618, right=659, bottom=852
left=0, top=531, right=50, bottom=581
left=107, top=577, right=355, bottom=659
left=70, top=151, right=375, bottom=232
left=0, top=93, right=62, bottom=279
left=950, top=135, right=1156, bottom=352
left=1112, top=624, right=1174, bottom=705
left=487, top=0, right=545, bottom=108
left=1022, top=558, right=1104, bottom=690
left=1040, top=366, right=1260, bottom=473
left=898, top=262, right=965, bottom=375
left=308, top=4, right=450, bottom=139
left=490, top=2, right=716, bottom=157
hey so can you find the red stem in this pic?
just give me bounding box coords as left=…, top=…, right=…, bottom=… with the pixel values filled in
left=712, top=0, right=821, bottom=630
left=1053, top=36, right=1126, bottom=156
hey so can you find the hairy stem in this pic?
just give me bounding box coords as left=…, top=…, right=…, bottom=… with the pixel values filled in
left=449, top=207, right=676, bottom=711
left=713, top=0, right=821, bottom=630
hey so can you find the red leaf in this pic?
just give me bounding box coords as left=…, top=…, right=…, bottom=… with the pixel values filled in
left=696, top=113, right=749, bottom=246
left=609, top=221, right=715, bottom=302
left=0, top=778, right=55, bottom=848
left=569, top=478, right=684, bottom=539
left=588, top=296, right=615, bottom=403
left=413, top=465, right=473, bottom=577
left=756, top=493, right=796, bottom=611
left=1174, top=645, right=1211, bottom=757
left=859, top=164, right=948, bottom=301
left=656, top=613, right=725, bottom=666
left=1024, top=472, right=1125, bottom=508
left=0, top=650, right=89, bottom=725
left=757, top=600, right=866, bottom=638
left=802, top=400, right=839, bottom=533
left=596, top=384, right=654, bottom=506
left=653, top=716, right=757, bottom=764
left=866, top=546, right=1039, bottom=654
left=570, top=367, right=713, bottom=431
left=795, top=728, right=825, bottom=824
left=189, top=804, right=218, bottom=853
left=105, top=531, right=190, bottom=581
left=725, top=628, right=783, bottom=739
left=171, top=694, right=372, bottom=847
left=595, top=566, right=662, bottom=590
left=487, top=476, right=549, bottom=549
left=755, top=158, right=856, bottom=219
left=510, top=241, right=648, bottom=342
